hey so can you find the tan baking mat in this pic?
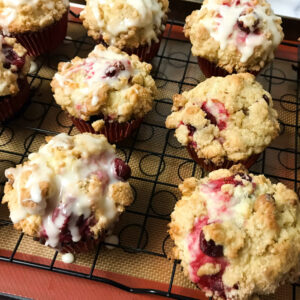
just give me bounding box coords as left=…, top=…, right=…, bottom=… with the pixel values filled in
left=0, top=14, right=300, bottom=300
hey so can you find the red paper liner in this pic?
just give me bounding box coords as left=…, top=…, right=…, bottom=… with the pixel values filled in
left=98, top=36, right=162, bottom=63
left=71, top=116, right=143, bottom=144
left=197, top=57, right=260, bottom=78
left=11, top=11, right=68, bottom=57
left=187, top=144, right=260, bottom=172
left=123, top=37, right=162, bottom=62
left=0, top=78, right=30, bottom=122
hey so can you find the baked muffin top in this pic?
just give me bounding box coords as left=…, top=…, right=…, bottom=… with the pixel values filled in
left=184, top=0, right=283, bottom=73
left=0, top=0, right=69, bottom=34
left=166, top=73, right=279, bottom=165
left=169, top=164, right=300, bottom=300
left=0, top=36, right=30, bottom=96
left=51, top=45, right=157, bottom=126
left=3, top=133, right=133, bottom=249
left=80, top=0, right=168, bottom=49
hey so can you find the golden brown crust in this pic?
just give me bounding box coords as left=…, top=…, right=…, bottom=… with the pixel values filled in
left=169, top=165, right=300, bottom=299
left=166, top=73, right=279, bottom=165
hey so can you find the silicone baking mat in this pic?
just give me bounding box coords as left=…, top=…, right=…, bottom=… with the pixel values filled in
left=0, top=5, right=299, bottom=300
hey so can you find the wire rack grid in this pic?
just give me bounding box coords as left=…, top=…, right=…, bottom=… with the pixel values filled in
left=0, top=8, right=300, bottom=300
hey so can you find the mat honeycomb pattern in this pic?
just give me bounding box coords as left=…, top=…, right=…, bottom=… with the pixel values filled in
left=0, top=9, right=300, bottom=300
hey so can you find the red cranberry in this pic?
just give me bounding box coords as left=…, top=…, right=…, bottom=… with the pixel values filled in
left=187, top=124, right=196, bottom=136
left=104, top=61, right=125, bottom=77
left=199, top=230, right=224, bottom=257
left=113, top=158, right=131, bottom=181
left=209, top=176, right=241, bottom=191
left=198, top=272, right=226, bottom=298
left=237, top=13, right=259, bottom=34
left=201, top=102, right=217, bottom=126
left=2, top=44, right=25, bottom=71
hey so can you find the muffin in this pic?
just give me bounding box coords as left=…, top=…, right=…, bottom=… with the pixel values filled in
left=0, top=0, right=69, bottom=56
left=2, top=133, right=133, bottom=254
left=51, top=45, right=157, bottom=143
left=0, top=35, right=30, bottom=122
left=184, top=0, right=284, bottom=77
left=169, top=164, right=300, bottom=300
left=165, top=73, right=279, bottom=171
left=80, top=0, right=169, bottom=62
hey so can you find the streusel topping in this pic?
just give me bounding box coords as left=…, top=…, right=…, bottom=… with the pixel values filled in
left=166, top=73, right=279, bottom=165
left=169, top=165, right=300, bottom=299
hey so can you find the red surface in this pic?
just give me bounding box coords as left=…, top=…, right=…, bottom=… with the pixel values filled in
left=0, top=249, right=207, bottom=300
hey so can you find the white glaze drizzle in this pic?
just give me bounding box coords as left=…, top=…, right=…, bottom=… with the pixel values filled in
left=200, top=0, right=282, bottom=62
left=62, top=253, right=74, bottom=264
left=5, top=133, right=122, bottom=249
left=88, top=0, right=165, bottom=45
left=54, top=48, right=134, bottom=107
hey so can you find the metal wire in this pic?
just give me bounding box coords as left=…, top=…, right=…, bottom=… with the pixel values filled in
left=0, top=12, right=299, bottom=300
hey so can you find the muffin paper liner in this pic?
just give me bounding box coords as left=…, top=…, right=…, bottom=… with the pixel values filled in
left=11, top=11, right=68, bottom=57
left=197, top=57, right=260, bottom=78
left=123, top=37, right=162, bottom=62
left=187, top=144, right=260, bottom=172
left=98, top=36, right=162, bottom=62
left=0, top=78, right=30, bottom=122
left=71, top=116, right=143, bottom=144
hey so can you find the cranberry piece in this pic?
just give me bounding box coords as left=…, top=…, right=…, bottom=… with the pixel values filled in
left=2, top=44, right=25, bottom=71
left=77, top=215, right=94, bottom=237
left=113, top=158, right=131, bottom=181
left=237, top=20, right=250, bottom=34
left=218, top=121, right=227, bottom=131
left=189, top=141, right=198, bottom=148
left=187, top=124, right=196, bottom=136
left=198, top=272, right=226, bottom=298
left=208, top=176, right=242, bottom=191
left=201, top=102, right=217, bottom=126
left=115, top=61, right=125, bottom=71
left=263, top=94, right=270, bottom=105
left=199, top=230, right=224, bottom=257
left=104, top=61, right=125, bottom=78
left=236, top=172, right=252, bottom=182
left=237, top=13, right=259, bottom=34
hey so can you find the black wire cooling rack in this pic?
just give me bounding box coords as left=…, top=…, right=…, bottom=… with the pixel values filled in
left=0, top=8, right=300, bottom=300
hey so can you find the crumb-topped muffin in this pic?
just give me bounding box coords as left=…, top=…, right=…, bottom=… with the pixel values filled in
left=51, top=44, right=157, bottom=143
left=80, top=0, right=169, bottom=62
left=184, top=0, right=284, bottom=77
left=0, top=0, right=69, bottom=56
left=2, top=133, right=133, bottom=253
left=165, top=73, right=279, bottom=171
left=0, top=35, right=30, bottom=122
left=169, top=164, right=300, bottom=299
